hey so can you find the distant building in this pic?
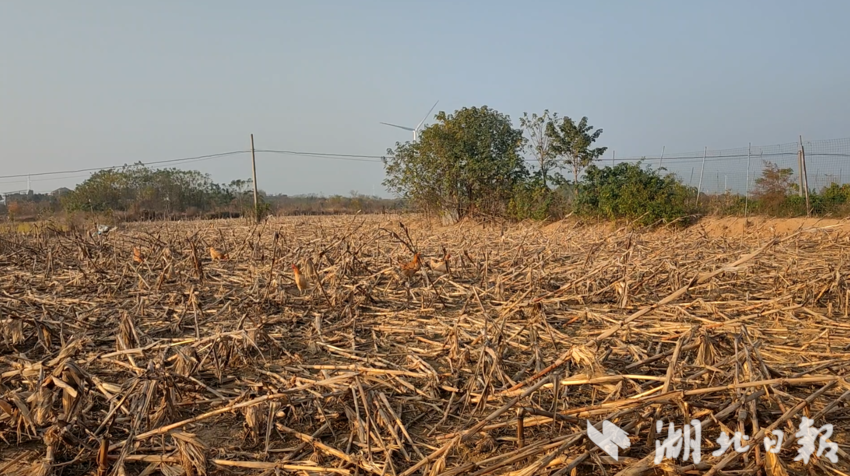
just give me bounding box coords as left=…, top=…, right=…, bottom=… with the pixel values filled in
left=51, top=187, right=72, bottom=198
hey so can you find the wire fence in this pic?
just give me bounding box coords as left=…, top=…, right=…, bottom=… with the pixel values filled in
left=4, top=136, right=850, bottom=200
left=611, top=137, right=850, bottom=196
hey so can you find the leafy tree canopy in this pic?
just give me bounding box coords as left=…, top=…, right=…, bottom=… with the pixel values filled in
left=62, top=163, right=252, bottom=214
left=575, top=162, right=695, bottom=226
left=546, top=115, right=608, bottom=183
left=382, top=105, right=528, bottom=218
left=519, top=110, right=560, bottom=188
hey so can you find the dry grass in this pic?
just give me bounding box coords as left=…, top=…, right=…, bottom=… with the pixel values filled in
left=0, top=221, right=70, bottom=235
left=1, top=214, right=850, bottom=476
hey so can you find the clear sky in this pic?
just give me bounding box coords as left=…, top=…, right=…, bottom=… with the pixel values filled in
left=2, top=1, right=849, bottom=198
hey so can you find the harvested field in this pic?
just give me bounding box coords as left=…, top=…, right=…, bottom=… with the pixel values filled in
left=2, top=214, right=850, bottom=475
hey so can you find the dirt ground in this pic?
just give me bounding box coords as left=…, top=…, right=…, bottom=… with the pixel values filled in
left=694, top=215, right=850, bottom=238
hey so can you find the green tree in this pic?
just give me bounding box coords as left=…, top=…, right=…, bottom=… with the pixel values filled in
left=225, top=178, right=257, bottom=216
left=519, top=110, right=559, bottom=188
left=546, top=116, right=608, bottom=184
left=62, top=168, right=128, bottom=212
left=61, top=163, right=245, bottom=216
left=382, top=105, right=528, bottom=218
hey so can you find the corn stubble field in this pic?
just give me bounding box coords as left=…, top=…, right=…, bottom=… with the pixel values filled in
left=2, top=214, right=850, bottom=476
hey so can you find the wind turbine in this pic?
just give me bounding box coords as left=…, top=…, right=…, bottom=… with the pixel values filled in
left=380, top=100, right=439, bottom=142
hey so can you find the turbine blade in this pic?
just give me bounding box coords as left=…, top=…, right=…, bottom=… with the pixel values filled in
left=415, top=100, right=439, bottom=131
left=379, top=122, right=415, bottom=132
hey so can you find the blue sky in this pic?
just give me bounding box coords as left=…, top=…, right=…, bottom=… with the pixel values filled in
left=2, top=1, right=849, bottom=197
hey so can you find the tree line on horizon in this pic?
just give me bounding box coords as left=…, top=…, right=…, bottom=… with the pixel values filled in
left=0, top=164, right=403, bottom=222
left=5, top=104, right=850, bottom=226
left=382, top=105, right=850, bottom=224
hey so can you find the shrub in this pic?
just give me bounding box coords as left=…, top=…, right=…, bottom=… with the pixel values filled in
left=700, top=193, right=748, bottom=216
left=820, top=183, right=850, bottom=213
left=505, top=173, right=579, bottom=221
left=508, top=181, right=551, bottom=221
left=574, top=162, right=695, bottom=226
left=750, top=160, right=802, bottom=217
left=7, top=202, right=21, bottom=221
left=744, top=162, right=850, bottom=218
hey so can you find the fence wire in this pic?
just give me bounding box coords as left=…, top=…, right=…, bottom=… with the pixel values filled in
left=612, top=137, right=850, bottom=196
